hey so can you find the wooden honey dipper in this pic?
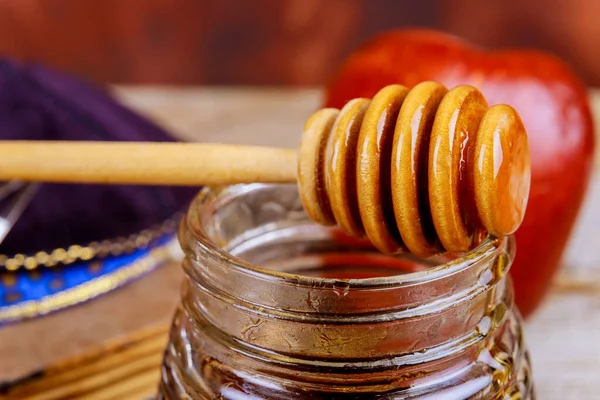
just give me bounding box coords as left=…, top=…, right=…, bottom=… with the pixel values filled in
left=0, top=82, right=530, bottom=257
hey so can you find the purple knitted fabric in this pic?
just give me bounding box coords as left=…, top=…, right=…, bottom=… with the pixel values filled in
left=0, top=59, right=198, bottom=255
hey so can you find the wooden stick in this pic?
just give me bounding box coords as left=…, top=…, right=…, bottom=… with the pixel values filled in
left=0, top=141, right=298, bottom=186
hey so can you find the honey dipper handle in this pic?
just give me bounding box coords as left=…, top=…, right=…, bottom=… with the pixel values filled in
left=0, top=141, right=298, bottom=186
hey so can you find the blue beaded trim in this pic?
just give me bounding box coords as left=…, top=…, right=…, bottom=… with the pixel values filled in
left=0, top=233, right=179, bottom=326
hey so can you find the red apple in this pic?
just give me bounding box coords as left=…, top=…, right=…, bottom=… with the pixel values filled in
left=324, top=29, right=595, bottom=318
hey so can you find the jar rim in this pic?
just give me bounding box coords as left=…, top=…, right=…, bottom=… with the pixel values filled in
left=185, top=184, right=508, bottom=290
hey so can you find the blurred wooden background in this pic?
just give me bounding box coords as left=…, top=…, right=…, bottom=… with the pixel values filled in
left=1, top=0, right=600, bottom=86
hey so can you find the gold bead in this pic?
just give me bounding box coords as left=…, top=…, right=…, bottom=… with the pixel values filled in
left=24, top=257, right=38, bottom=270
left=36, top=251, right=50, bottom=264
left=51, top=248, right=68, bottom=263
left=5, top=259, right=19, bottom=271
left=67, top=245, right=82, bottom=259
left=80, top=247, right=96, bottom=261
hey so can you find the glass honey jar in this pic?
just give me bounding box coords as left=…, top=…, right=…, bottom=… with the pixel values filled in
left=158, top=183, right=534, bottom=399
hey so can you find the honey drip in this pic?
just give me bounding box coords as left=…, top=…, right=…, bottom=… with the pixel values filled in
left=298, top=82, right=531, bottom=256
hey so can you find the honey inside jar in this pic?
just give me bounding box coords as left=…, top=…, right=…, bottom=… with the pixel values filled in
left=158, top=183, right=533, bottom=399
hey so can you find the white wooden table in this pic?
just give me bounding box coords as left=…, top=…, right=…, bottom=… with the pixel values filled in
left=118, top=87, right=600, bottom=400
left=1, top=87, right=598, bottom=400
